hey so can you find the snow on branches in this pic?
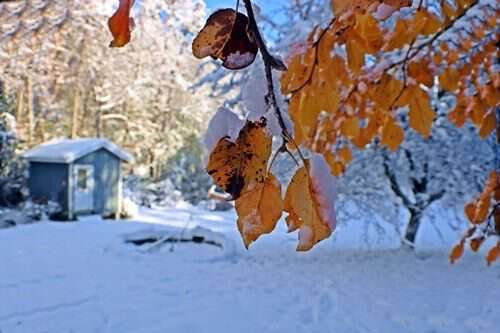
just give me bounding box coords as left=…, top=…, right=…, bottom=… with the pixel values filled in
left=106, top=0, right=499, bottom=255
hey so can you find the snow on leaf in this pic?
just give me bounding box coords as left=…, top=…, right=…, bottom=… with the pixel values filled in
left=206, top=119, right=272, bottom=200
left=192, top=9, right=257, bottom=70
left=235, top=173, right=283, bottom=248
left=284, top=154, right=337, bottom=251
left=203, top=107, right=245, bottom=154
left=108, top=0, right=135, bottom=47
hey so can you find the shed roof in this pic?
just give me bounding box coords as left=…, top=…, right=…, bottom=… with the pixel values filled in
left=23, top=138, right=133, bottom=164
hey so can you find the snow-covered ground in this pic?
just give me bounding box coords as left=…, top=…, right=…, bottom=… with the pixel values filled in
left=1, top=206, right=499, bottom=333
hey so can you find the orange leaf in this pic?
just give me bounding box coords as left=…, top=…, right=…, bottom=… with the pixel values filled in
left=439, top=67, right=460, bottom=91
left=354, top=13, right=383, bottom=53
left=409, top=87, right=435, bottom=138
left=380, top=118, right=404, bottom=151
left=192, top=9, right=258, bottom=70
left=280, top=47, right=315, bottom=94
left=235, top=173, right=283, bottom=248
left=479, top=111, right=496, bottom=139
left=464, top=201, right=476, bottom=222
left=486, top=243, right=500, bottom=266
left=340, top=117, right=360, bottom=139
left=449, top=241, right=464, bottom=264
left=284, top=156, right=337, bottom=251
left=108, top=0, right=135, bottom=47
left=206, top=120, right=272, bottom=200
left=470, top=237, right=485, bottom=253
left=346, top=38, right=365, bottom=74
left=408, top=59, right=434, bottom=87
left=337, top=147, right=353, bottom=164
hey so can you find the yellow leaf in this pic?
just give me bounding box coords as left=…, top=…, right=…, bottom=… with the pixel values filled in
left=284, top=157, right=337, bottom=251
left=340, top=117, right=360, bottom=139
left=384, top=19, right=412, bottom=51
left=281, top=48, right=316, bottom=94
left=317, top=29, right=336, bottom=66
left=381, top=118, right=404, bottom=151
left=355, top=13, right=383, bottom=54
left=479, top=111, right=496, bottom=138
left=288, top=93, right=304, bottom=146
left=206, top=120, right=272, bottom=200
left=439, top=67, right=460, bottom=91
left=370, top=74, right=403, bottom=110
left=346, top=38, right=364, bottom=74
left=409, top=87, right=435, bottom=138
left=235, top=173, right=283, bottom=248
left=449, top=241, right=464, bottom=264
left=337, top=147, right=353, bottom=164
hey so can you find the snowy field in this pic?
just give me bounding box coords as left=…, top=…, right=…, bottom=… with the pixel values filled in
left=1, top=206, right=499, bottom=333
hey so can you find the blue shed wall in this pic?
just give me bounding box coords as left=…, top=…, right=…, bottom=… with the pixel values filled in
left=75, top=148, right=120, bottom=215
left=28, top=162, right=69, bottom=211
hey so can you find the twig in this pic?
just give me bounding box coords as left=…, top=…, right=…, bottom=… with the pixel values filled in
left=243, top=0, right=307, bottom=166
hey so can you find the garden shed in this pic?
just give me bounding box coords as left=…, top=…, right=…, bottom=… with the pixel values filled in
left=23, top=138, right=133, bottom=220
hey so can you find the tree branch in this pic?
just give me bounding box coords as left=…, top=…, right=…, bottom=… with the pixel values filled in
left=243, top=0, right=307, bottom=164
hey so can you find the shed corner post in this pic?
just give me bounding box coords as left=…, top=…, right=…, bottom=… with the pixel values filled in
left=116, top=161, right=123, bottom=221
left=68, top=163, right=74, bottom=221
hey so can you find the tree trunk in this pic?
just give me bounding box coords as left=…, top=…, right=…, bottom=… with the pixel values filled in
left=71, top=89, right=80, bottom=139
left=15, top=87, right=24, bottom=121
left=27, top=76, right=34, bottom=145
left=404, top=208, right=422, bottom=246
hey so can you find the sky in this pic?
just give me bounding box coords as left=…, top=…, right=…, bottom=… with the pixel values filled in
left=204, top=0, right=286, bottom=13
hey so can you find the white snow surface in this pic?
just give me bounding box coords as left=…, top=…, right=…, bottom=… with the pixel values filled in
left=0, top=205, right=499, bottom=333
left=310, top=153, right=338, bottom=230
left=203, top=106, right=245, bottom=154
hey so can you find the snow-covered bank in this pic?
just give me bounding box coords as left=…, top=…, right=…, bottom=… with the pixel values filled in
left=0, top=208, right=499, bottom=333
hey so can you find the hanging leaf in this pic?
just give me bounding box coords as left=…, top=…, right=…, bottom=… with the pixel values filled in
left=235, top=173, right=283, bottom=248
left=346, top=38, right=364, bottom=74
left=469, top=236, right=485, bottom=253
left=381, top=118, right=404, bottom=151
left=206, top=120, right=272, bottom=200
left=108, top=0, right=135, bottom=47
left=486, top=243, right=500, bottom=266
left=479, top=111, right=496, bottom=138
left=284, top=155, right=337, bottom=251
left=281, top=47, right=315, bottom=94
left=409, top=86, right=435, bottom=138
left=192, top=9, right=258, bottom=70
left=449, top=241, right=464, bottom=264
left=439, top=67, right=460, bottom=91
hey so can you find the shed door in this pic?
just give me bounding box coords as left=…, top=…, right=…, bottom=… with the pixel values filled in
left=73, top=164, right=94, bottom=213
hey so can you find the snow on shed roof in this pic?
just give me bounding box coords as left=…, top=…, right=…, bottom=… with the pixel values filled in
left=23, top=138, right=133, bottom=164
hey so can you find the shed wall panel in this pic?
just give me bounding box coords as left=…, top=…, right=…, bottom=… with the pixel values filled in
left=28, top=162, right=69, bottom=212
left=75, top=149, right=120, bottom=215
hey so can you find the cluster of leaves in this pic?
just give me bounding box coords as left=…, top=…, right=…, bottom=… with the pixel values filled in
left=450, top=171, right=500, bottom=265
left=280, top=0, right=497, bottom=173
left=107, top=0, right=499, bottom=255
